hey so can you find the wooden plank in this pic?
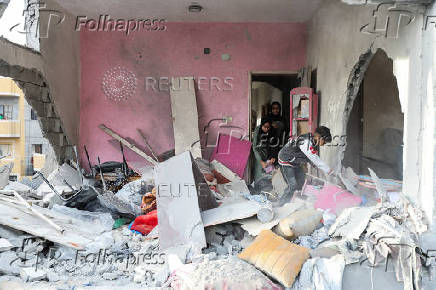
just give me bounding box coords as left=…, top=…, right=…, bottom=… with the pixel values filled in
left=170, top=77, right=202, bottom=159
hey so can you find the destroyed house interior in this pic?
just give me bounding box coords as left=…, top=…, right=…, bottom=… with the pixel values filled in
left=0, top=0, right=435, bottom=289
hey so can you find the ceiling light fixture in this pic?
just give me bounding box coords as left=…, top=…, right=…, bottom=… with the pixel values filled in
left=188, top=4, right=203, bottom=13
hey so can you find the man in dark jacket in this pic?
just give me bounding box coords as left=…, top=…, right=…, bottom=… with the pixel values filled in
left=277, top=126, right=333, bottom=205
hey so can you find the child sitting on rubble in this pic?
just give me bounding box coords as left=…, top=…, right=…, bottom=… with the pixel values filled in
left=277, top=126, right=333, bottom=205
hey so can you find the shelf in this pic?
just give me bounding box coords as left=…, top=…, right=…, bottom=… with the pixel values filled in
left=294, top=118, right=309, bottom=121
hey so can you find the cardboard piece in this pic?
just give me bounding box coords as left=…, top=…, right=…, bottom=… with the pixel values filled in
left=154, top=151, right=206, bottom=250
left=170, top=77, right=202, bottom=159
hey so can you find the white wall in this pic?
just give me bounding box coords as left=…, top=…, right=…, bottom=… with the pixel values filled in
left=306, top=0, right=436, bottom=222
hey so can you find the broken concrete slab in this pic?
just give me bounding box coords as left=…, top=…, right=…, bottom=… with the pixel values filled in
left=19, top=267, right=46, bottom=282
left=170, top=77, right=202, bottom=159
left=3, top=182, right=32, bottom=195
left=0, top=202, right=113, bottom=249
left=0, top=225, right=30, bottom=248
left=328, top=206, right=376, bottom=240
left=154, top=151, right=206, bottom=250
left=36, top=163, right=82, bottom=197
left=0, top=251, right=20, bottom=275
left=238, top=199, right=308, bottom=236
left=201, top=201, right=261, bottom=227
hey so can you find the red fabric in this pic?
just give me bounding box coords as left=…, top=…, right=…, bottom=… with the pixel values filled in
left=131, top=210, right=158, bottom=235
left=203, top=173, right=215, bottom=182
left=212, top=169, right=231, bottom=184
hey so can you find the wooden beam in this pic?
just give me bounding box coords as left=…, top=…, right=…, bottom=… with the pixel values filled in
left=98, top=124, right=158, bottom=166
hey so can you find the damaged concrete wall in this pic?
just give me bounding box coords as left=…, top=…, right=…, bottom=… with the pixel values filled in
left=79, top=23, right=307, bottom=168
left=0, top=0, right=79, bottom=162
left=39, top=0, right=81, bottom=149
left=0, top=37, right=72, bottom=162
left=421, top=1, right=436, bottom=230
left=361, top=49, right=404, bottom=179
left=362, top=49, right=403, bottom=161
left=306, top=0, right=436, bottom=223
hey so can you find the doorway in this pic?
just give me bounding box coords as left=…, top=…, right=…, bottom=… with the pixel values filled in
left=248, top=72, right=300, bottom=181
left=343, top=49, right=404, bottom=180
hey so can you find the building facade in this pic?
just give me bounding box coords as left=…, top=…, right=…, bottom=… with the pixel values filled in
left=0, top=76, right=26, bottom=179
left=0, top=77, right=51, bottom=179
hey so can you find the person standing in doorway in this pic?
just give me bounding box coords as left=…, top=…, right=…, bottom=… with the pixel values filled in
left=252, top=118, right=276, bottom=181
left=277, top=126, right=333, bottom=205
left=268, top=101, right=287, bottom=153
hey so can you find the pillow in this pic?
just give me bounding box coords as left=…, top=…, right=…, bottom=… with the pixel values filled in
left=238, top=230, right=309, bottom=288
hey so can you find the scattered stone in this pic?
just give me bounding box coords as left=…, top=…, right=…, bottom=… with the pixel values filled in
left=19, top=267, right=46, bottom=282
left=0, top=238, right=13, bottom=252
left=4, top=182, right=32, bottom=194
left=205, top=227, right=223, bottom=245
left=232, top=224, right=245, bottom=241
left=102, top=272, right=119, bottom=280
left=46, top=270, right=60, bottom=282
left=240, top=232, right=255, bottom=249
left=0, top=251, right=20, bottom=275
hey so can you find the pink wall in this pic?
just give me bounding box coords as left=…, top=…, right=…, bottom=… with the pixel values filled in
left=80, top=22, right=307, bottom=169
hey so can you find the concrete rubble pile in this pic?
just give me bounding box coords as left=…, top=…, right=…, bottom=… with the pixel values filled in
left=0, top=142, right=433, bottom=290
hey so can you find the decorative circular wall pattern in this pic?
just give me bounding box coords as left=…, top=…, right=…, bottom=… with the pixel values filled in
left=101, top=66, right=137, bottom=101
